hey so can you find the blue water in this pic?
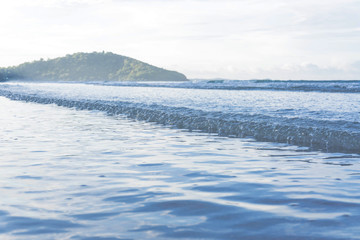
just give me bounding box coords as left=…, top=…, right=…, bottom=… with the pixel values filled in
left=90, top=79, right=360, bottom=93
left=1, top=81, right=360, bottom=153
left=0, top=80, right=360, bottom=239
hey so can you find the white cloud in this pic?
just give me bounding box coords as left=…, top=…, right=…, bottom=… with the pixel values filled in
left=0, top=0, right=359, bottom=79
left=179, top=62, right=360, bottom=80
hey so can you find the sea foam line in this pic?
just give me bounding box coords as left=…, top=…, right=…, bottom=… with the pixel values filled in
left=89, top=80, right=360, bottom=93
left=1, top=90, right=359, bottom=154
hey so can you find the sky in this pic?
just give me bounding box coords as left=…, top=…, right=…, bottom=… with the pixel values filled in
left=1, top=0, right=360, bottom=80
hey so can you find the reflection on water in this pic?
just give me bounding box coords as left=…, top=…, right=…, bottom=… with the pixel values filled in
left=0, top=96, right=360, bottom=240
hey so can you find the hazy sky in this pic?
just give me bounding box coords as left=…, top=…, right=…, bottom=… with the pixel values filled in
left=1, top=0, right=360, bottom=80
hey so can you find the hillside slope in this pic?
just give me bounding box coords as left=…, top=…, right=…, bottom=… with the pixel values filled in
left=0, top=52, right=187, bottom=82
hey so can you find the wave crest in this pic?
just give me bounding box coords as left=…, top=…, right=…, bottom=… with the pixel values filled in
left=1, top=90, right=359, bottom=153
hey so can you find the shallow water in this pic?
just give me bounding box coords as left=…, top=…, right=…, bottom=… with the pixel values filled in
left=1, top=96, right=360, bottom=239
left=3, top=81, right=360, bottom=122
left=82, top=79, right=360, bottom=93
left=1, top=82, right=360, bottom=153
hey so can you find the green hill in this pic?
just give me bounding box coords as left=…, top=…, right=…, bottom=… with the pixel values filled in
left=0, top=52, right=187, bottom=82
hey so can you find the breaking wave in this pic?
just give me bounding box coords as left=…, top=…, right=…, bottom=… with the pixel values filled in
left=1, top=89, right=359, bottom=153
left=90, top=79, right=360, bottom=93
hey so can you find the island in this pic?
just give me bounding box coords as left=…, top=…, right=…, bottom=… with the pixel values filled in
left=0, top=52, right=187, bottom=82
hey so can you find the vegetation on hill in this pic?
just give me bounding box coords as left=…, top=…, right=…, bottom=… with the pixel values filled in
left=0, top=52, right=187, bottom=82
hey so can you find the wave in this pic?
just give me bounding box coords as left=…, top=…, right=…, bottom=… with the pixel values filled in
left=87, top=79, right=360, bottom=93
left=1, top=89, right=359, bottom=154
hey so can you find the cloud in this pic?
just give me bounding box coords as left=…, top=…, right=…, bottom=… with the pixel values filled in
left=1, top=0, right=360, bottom=80
left=264, top=63, right=360, bottom=80
left=181, top=62, right=360, bottom=80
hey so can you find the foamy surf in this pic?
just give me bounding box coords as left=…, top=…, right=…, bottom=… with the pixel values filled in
left=0, top=81, right=359, bottom=153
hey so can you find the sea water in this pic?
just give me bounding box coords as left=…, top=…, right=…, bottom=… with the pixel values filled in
left=0, top=81, right=359, bottom=239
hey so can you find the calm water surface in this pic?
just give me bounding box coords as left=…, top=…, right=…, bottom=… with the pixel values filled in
left=1, top=96, right=360, bottom=239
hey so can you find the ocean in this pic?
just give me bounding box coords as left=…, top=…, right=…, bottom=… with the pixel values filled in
left=0, top=80, right=359, bottom=239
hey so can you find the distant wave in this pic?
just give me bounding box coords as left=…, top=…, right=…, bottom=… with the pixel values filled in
left=87, top=80, right=360, bottom=93
left=1, top=89, right=359, bottom=153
